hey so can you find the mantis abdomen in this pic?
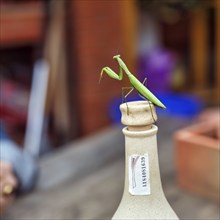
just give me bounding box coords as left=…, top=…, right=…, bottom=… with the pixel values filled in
left=128, top=74, right=166, bottom=108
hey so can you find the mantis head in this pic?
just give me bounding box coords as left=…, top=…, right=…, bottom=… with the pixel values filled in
left=113, top=55, right=121, bottom=60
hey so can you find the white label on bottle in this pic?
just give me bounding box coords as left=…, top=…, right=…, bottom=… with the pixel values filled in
left=128, top=154, right=150, bottom=195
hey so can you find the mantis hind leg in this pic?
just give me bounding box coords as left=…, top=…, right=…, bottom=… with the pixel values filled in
left=143, top=77, right=147, bottom=86
left=122, top=87, right=134, bottom=115
left=137, top=79, right=156, bottom=123
left=138, top=93, right=156, bottom=123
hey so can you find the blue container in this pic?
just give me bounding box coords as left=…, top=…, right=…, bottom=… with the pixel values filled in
left=108, top=92, right=203, bottom=124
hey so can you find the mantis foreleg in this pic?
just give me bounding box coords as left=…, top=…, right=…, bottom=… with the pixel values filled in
left=99, top=65, right=123, bottom=83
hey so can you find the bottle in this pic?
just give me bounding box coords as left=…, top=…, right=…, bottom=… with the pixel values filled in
left=112, top=101, right=179, bottom=219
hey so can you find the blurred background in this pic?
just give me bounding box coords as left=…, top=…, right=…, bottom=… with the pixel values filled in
left=0, top=0, right=219, bottom=219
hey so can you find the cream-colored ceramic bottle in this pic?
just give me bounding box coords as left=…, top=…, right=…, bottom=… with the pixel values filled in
left=112, top=101, right=179, bottom=220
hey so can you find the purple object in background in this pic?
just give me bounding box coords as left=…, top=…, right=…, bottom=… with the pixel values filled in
left=138, top=48, right=176, bottom=92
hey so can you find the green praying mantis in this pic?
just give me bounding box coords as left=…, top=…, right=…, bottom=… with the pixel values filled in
left=99, top=55, right=166, bottom=110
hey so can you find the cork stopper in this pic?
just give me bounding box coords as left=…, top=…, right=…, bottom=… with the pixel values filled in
left=120, top=100, right=157, bottom=131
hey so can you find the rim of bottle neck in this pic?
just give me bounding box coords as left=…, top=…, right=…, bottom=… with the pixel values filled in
left=120, top=101, right=157, bottom=127
left=122, top=125, right=158, bottom=138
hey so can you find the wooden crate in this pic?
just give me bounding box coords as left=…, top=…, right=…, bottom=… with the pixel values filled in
left=175, top=122, right=219, bottom=201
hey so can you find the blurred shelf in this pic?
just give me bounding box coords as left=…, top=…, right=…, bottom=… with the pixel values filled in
left=191, top=88, right=219, bottom=105
left=0, top=2, right=44, bottom=47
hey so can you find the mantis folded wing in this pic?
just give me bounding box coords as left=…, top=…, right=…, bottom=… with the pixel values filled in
left=99, top=55, right=166, bottom=109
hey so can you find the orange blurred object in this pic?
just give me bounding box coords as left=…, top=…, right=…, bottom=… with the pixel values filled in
left=175, top=108, right=219, bottom=201
left=0, top=2, right=44, bottom=47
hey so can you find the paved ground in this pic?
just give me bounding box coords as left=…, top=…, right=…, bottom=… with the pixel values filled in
left=2, top=117, right=219, bottom=220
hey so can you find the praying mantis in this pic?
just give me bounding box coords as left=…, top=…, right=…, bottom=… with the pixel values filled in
left=99, top=55, right=166, bottom=109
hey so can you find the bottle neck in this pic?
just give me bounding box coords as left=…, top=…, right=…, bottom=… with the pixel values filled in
left=112, top=123, right=179, bottom=219
left=122, top=125, right=164, bottom=199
